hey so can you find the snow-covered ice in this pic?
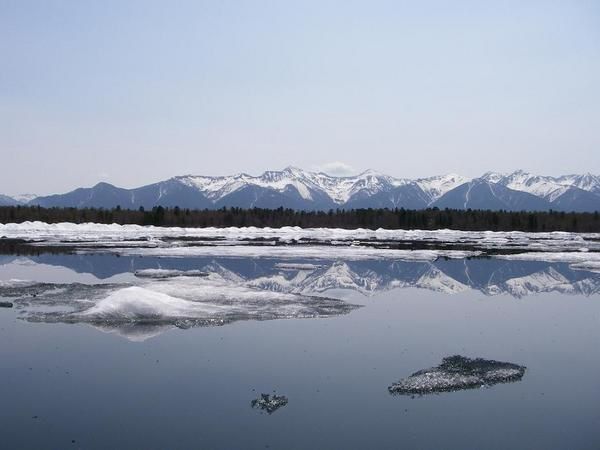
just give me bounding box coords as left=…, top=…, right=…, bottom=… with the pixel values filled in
left=2, top=273, right=360, bottom=340
left=106, top=245, right=480, bottom=261
left=3, top=222, right=599, bottom=262
left=1, top=221, right=598, bottom=252
left=496, top=252, right=600, bottom=263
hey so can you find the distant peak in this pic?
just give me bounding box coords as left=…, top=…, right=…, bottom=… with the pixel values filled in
left=359, top=169, right=383, bottom=177
left=93, top=181, right=116, bottom=188
left=283, top=165, right=304, bottom=173
left=481, top=170, right=503, bottom=177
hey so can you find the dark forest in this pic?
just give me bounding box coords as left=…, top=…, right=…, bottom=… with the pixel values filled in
left=1, top=205, right=599, bottom=232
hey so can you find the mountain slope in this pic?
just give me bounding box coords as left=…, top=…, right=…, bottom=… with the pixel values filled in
left=549, top=187, right=600, bottom=212
left=33, top=180, right=213, bottom=209
left=0, top=194, right=19, bottom=206
left=432, top=180, right=553, bottom=211
left=17, top=168, right=600, bottom=211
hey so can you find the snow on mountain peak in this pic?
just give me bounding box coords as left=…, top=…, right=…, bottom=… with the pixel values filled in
left=480, top=172, right=505, bottom=183
left=491, top=170, right=600, bottom=200
left=416, top=173, right=472, bottom=203
left=9, top=193, right=38, bottom=203
left=172, top=168, right=600, bottom=207
left=557, top=173, right=600, bottom=194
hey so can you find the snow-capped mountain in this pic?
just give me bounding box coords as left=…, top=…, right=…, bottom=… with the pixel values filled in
left=11, top=168, right=600, bottom=212
left=432, top=179, right=554, bottom=211
left=475, top=170, right=600, bottom=212
left=0, top=194, right=19, bottom=206
left=416, top=174, right=471, bottom=203
left=0, top=193, right=38, bottom=206
left=482, top=170, right=598, bottom=201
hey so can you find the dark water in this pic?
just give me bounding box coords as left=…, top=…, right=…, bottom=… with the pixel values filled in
left=1, top=254, right=599, bottom=449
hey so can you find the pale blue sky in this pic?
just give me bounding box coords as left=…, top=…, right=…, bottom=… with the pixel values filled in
left=1, top=0, right=599, bottom=195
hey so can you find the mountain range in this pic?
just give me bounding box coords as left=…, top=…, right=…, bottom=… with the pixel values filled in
left=2, top=168, right=600, bottom=212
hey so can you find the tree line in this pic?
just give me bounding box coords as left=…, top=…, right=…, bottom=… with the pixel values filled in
left=1, top=205, right=599, bottom=232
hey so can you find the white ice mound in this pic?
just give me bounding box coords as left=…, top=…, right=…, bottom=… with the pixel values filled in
left=78, top=286, right=221, bottom=321
left=29, top=277, right=361, bottom=327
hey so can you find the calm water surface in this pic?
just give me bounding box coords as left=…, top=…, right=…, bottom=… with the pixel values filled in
left=1, top=254, right=599, bottom=449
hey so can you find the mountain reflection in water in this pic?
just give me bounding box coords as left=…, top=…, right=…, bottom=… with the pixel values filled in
left=2, top=254, right=599, bottom=298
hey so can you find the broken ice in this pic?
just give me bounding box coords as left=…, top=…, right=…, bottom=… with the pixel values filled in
left=388, top=355, right=526, bottom=395
left=134, top=269, right=209, bottom=278
left=251, top=394, right=288, bottom=414
left=1, top=275, right=360, bottom=340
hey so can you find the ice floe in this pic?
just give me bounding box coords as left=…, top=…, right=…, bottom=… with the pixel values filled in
left=496, top=252, right=600, bottom=263
left=274, top=263, right=323, bottom=271
left=570, top=262, right=600, bottom=274
left=3, top=275, right=360, bottom=340
left=388, top=355, right=526, bottom=395
left=100, top=245, right=481, bottom=261
left=134, top=269, right=209, bottom=278
left=496, top=252, right=600, bottom=274
left=251, top=394, right=289, bottom=414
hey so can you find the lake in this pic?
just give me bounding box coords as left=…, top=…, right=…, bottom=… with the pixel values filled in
left=0, top=224, right=599, bottom=449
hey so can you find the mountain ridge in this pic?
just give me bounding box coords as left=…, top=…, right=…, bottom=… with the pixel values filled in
left=3, top=168, right=600, bottom=212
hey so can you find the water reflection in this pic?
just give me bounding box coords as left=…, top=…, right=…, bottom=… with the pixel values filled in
left=3, top=254, right=599, bottom=298
left=2, top=255, right=600, bottom=341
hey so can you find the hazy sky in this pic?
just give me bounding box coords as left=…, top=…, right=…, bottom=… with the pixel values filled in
left=1, top=0, right=599, bottom=195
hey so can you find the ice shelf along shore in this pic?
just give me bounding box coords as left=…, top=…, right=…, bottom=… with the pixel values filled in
left=1, top=222, right=599, bottom=260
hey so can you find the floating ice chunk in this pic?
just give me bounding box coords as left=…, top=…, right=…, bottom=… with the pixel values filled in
left=108, top=245, right=481, bottom=261
left=274, top=263, right=323, bottom=271
left=0, top=279, right=37, bottom=288
left=388, top=355, right=526, bottom=395
left=134, top=269, right=209, bottom=279
left=78, top=287, right=223, bottom=321
left=496, top=252, right=600, bottom=263
left=251, top=394, right=288, bottom=414
left=570, top=261, right=600, bottom=274
left=16, top=278, right=360, bottom=338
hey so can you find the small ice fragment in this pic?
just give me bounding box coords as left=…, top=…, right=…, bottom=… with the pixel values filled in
left=134, top=269, right=209, bottom=279
left=274, top=263, right=323, bottom=271
left=251, top=394, right=288, bottom=414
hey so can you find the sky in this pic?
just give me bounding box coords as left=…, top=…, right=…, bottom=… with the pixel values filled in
left=1, top=0, right=599, bottom=195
